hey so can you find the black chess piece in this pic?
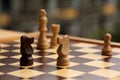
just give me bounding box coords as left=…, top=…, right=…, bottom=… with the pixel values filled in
left=20, top=35, right=34, bottom=66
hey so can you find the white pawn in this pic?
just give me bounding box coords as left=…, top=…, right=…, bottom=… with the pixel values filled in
left=102, top=33, right=112, bottom=56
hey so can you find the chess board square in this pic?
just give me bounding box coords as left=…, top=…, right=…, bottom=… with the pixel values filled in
left=48, top=38, right=51, bottom=42
left=2, top=46, right=19, bottom=50
left=70, top=57, right=93, bottom=63
left=112, top=48, right=120, bottom=53
left=70, top=45, right=82, bottom=50
left=90, top=45, right=102, bottom=49
left=9, top=62, right=42, bottom=68
left=45, top=54, right=58, bottom=59
left=84, top=60, right=115, bottom=68
left=79, top=54, right=108, bottom=60
left=108, top=65, right=120, bottom=72
left=12, top=44, right=20, bottom=47
left=73, top=74, right=107, bottom=80
left=89, top=69, right=120, bottom=78
left=49, top=69, right=85, bottom=78
left=0, top=49, right=9, bottom=53
left=63, top=78, right=75, bottom=80
left=71, top=64, right=99, bottom=72
left=31, top=39, right=51, bottom=47
left=44, top=48, right=57, bottom=53
left=48, top=61, right=79, bottom=67
left=70, top=51, right=87, bottom=57
left=34, top=49, right=41, bottom=53
left=46, top=54, right=75, bottom=59
left=0, top=58, right=18, bottom=64
left=32, top=74, right=74, bottom=80
left=110, top=76, right=120, bottom=80
left=100, top=57, right=120, bottom=64
left=33, top=65, right=56, bottom=72
left=31, top=43, right=37, bottom=48
left=0, top=74, right=21, bottom=80
left=7, top=69, right=44, bottom=78
left=74, top=48, right=100, bottom=53
left=34, top=39, right=38, bottom=43
left=0, top=65, right=19, bottom=73
left=34, top=48, right=58, bottom=53
left=11, top=49, right=20, bottom=53
left=0, top=72, right=4, bottom=75
left=1, top=43, right=10, bottom=48
left=0, top=51, right=18, bottom=57
left=56, top=78, right=75, bottom=80
left=0, top=55, right=7, bottom=59
left=0, top=63, right=5, bottom=66
left=113, top=54, right=120, bottom=58
left=11, top=55, right=41, bottom=59
left=71, top=43, right=98, bottom=48
left=21, top=78, right=31, bottom=80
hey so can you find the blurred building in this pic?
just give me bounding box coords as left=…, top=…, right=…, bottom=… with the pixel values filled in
left=0, top=0, right=120, bottom=41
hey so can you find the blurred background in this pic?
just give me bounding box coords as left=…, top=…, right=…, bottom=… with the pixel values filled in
left=0, top=0, right=120, bottom=42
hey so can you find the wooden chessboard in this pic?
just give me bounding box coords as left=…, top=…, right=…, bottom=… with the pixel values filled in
left=0, top=34, right=120, bottom=80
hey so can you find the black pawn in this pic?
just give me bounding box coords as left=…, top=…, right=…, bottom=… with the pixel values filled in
left=20, top=35, right=34, bottom=66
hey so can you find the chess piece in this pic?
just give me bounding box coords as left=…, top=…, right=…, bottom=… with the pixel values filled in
left=57, top=35, right=69, bottom=68
left=50, top=24, right=60, bottom=48
left=20, top=35, right=34, bottom=66
left=102, top=33, right=112, bottom=56
left=37, top=9, right=49, bottom=50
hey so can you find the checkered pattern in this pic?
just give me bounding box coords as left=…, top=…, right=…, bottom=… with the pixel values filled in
left=0, top=39, right=120, bottom=80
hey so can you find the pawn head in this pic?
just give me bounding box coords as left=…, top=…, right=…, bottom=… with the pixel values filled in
left=39, top=9, right=46, bottom=16
left=104, top=33, right=112, bottom=41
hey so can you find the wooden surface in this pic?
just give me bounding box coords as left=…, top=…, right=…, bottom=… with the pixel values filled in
left=0, top=29, right=25, bottom=43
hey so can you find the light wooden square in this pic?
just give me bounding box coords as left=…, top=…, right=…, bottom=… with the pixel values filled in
left=11, top=49, right=20, bottom=53
left=110, top=76, right=120, bottom=80
left=1, top=43, right=10, bottom=47
left=0, top=72, right=4, bottom=75
left=84, top=60, right=115, bottom=68
left=48, top=61, right=79, bottom=67
left=74, top=48, right=100, bottom=53
left=0, top=49, right=9, bottom=53
left=7, top=69, right=44, bottom=78
left=71, top=43, right=98, bottom=48
left=0, top=63, right=5, bottom=66
left=12, top=44, right=20, bottom=47
left=112, top=48, right=120, bottom=53
left=21, top=79, right=31, bottom=80
left=89, top=69, right=120, bottom=78
left=113, top=54, right=120, bottom=58
left=49, top=69, right=85, bottom=78
left=46, top=54, right=75, bottom=59
left=79, top=54, right=108, bottom=60
left=0, top=55, right=7, bottom=59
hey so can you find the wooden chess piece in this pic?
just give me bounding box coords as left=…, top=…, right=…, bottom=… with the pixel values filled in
left=57, top=35, right=69, bottom=68
left=50, top=24, right=60, bottom=48
left=37, top=9, right=49, bottom=50
left=20, top=35, right=34, bottom=66
left=102, top=33, right=112, bottom=56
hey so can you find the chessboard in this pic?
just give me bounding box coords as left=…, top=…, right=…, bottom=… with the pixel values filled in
left=0, top=35, right=120, bottom=80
